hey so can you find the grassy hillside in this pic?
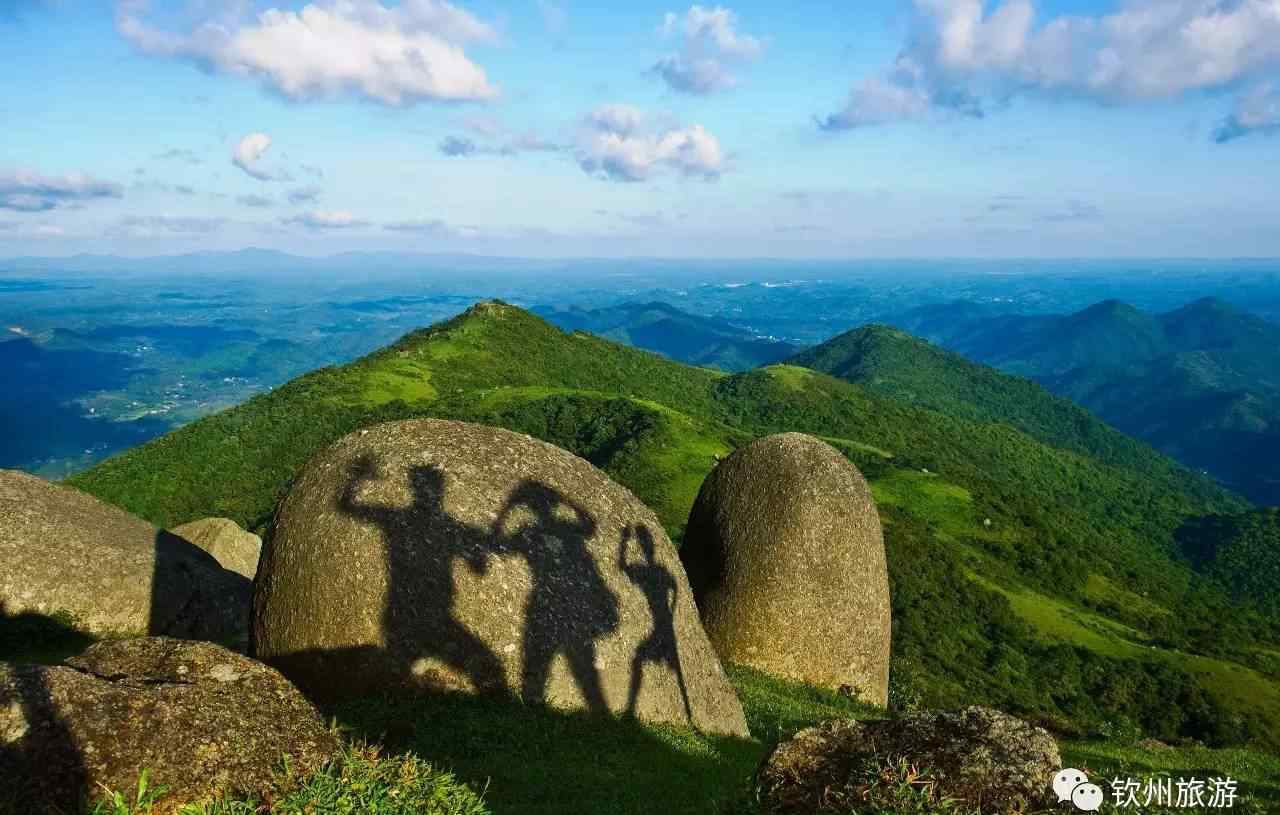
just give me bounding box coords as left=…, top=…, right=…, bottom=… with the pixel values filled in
left=71, top=302, right=1279, bottom=752
left=786, top=324, right=1229, bottom=504
left=889, top=297, right=1280, bottom=505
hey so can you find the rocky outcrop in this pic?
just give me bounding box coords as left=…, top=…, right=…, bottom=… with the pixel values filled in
left=171, top=518, right=262, bottom=580
left=758, top=707, right=1062, bottom=814
left=757, top=706, right=1059, bottom=813
left=680, top=433, right=891, bottom=704
left=0, top=470, right=250, bottom=644
left=254, top=419, right=748, bottom=737
left=0, top=638, right=337, bottom=814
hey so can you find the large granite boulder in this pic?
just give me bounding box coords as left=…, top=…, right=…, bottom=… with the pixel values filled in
left=0, top=470, right=250, bottom=643
left=0, top=638, right=338, bottom=814
left=255, top=419, right=748, bottom=737
left=171, top=518, right=262, bottom=580
left=758, top=707, right=1062, bottom=814
left=680, top=433, right=891, bottom=705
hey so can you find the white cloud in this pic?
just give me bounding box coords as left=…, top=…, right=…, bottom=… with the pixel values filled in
left=283, top=209, right=369, bottom=229
left=653, top=5, right=764, bottom=94
left=116, top=0, right=499, bottom=106
left=0, top=169, right=123, bottom=211
left=232, top=132, right=275, bottom=180
left=576, top=105, right=725, bottom=182
left=1215, top=82, right=1280, bottom=142
left=822, top=0, right=1280, bottom=130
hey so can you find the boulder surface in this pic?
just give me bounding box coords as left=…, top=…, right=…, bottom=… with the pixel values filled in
left=0, top=470, right=250, bottom=643
left=680, top=433, right=891, bottom=704
left=171, top=518, right=262, bottom=580
left=255, top=419, right=748, bottom=737
left=0, top=638, right=337, bottom=814
left=758, top=707, right=1062, bottom=814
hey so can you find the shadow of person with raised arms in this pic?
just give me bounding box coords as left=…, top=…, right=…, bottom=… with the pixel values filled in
left=618, top=524, right=692, bottom=722
left=338, top=455, right=508, bottom=696
left=494, top=481, right=619, bottom=713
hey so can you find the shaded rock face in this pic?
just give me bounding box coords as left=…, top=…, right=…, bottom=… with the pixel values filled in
left=680, top=433, right=891, bottom=705
left=255, top=419, right=748, bottom=737
left=171, top=518, right=262, bottom=580
left=0, top=638, right=338, bottom=814
left=758, top=707, right=1062, bottom=815
left=0, top=471, right=250, bottom=644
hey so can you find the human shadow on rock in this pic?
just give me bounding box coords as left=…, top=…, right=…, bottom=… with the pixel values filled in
left=0, top=603, right=89, bottom=815
left=493, top=481, right=621, bottom=713
left=618, top=524, right=691, bottom=721
left=333, top=459, right=630, bottom=714
left=338, top=455, right=509, bottom=697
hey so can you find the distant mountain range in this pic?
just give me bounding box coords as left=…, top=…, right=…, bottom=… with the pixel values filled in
left=887, top=297, right=1280, bottom=506
left=534, top=301, right=799, bottom=371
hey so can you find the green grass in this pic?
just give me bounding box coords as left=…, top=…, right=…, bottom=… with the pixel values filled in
left=79, top=666, right=1280, bottom=815
left=87, top=743, right=487, bottom=815
left=1061, top=741, right=1280, bottom=814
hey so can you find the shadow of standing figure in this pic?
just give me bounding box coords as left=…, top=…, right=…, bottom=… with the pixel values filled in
left=338, top=455, right=508, bottom=696
left=618, top=525, right=692, bottom=722
left=0, top=604, right=88, bottom=814
left=494, top=481, right=619, bottom=713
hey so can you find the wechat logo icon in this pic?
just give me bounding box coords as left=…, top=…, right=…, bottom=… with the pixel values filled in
left=1053, top=768, right=1103, bottom=812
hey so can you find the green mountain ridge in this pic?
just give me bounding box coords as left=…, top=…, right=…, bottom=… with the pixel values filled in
left=68, top=301, right=1280, bottom=751
left=890, top=297, right=1280, bottom=505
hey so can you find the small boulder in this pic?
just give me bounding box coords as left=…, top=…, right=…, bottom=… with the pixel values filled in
left=0, top=470, right=250, bottom=643
left=255, top=419, right=748, bottom=737
left=171, top=518, right=262, bottom=580
left=758, top=707, right=1062, bottom=814
left=0, top=637, right=338, bottom=814
left=680, top=433, right=891, bottom=704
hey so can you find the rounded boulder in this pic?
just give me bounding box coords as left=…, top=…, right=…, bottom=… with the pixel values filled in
left=680, top=433, right=891, bottom=704
left=171, top=517, right=262, bottom=580
left=0, top=637, right=338, bottom=814
left=0, top=470, right=250, bottom=644
left=758, top=707, right=1062, bottom=814
left=254, top=419, right=749, bottom=737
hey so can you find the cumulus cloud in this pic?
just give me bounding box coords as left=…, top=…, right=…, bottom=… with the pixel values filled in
left=1215, top=83, right=1280, bottom=142
left=576, top=104, right=725, bottom=182
left=821, top=0, right=1280, bottom=130
left=237, top=193, right=274, bottom=207
left=282, top=209, right=369, bottom=229
left=232, top=132, right=275, bottom=180
left=0, top=169, right=123, bottom=212
left=653, top=5, right=764, bottom=94
left=120, top=214, right=226, bottom=233
left=116, top=0, right=499, bottom=106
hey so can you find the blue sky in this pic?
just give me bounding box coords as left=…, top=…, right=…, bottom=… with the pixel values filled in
left=2, top=0, right=1279, bottom=258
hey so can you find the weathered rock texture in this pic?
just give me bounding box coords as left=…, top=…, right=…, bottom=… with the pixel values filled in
left=0, top=470, right=250, bottom=643
left=171, top=518, right=262, bottom=580
left=680, top=433, right=891, bottom=704
left=0, top=638, right=337, bottom=814
left=255, top=419, right=749, bottom=737
left=758, top=707, right=1061, bottom=814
